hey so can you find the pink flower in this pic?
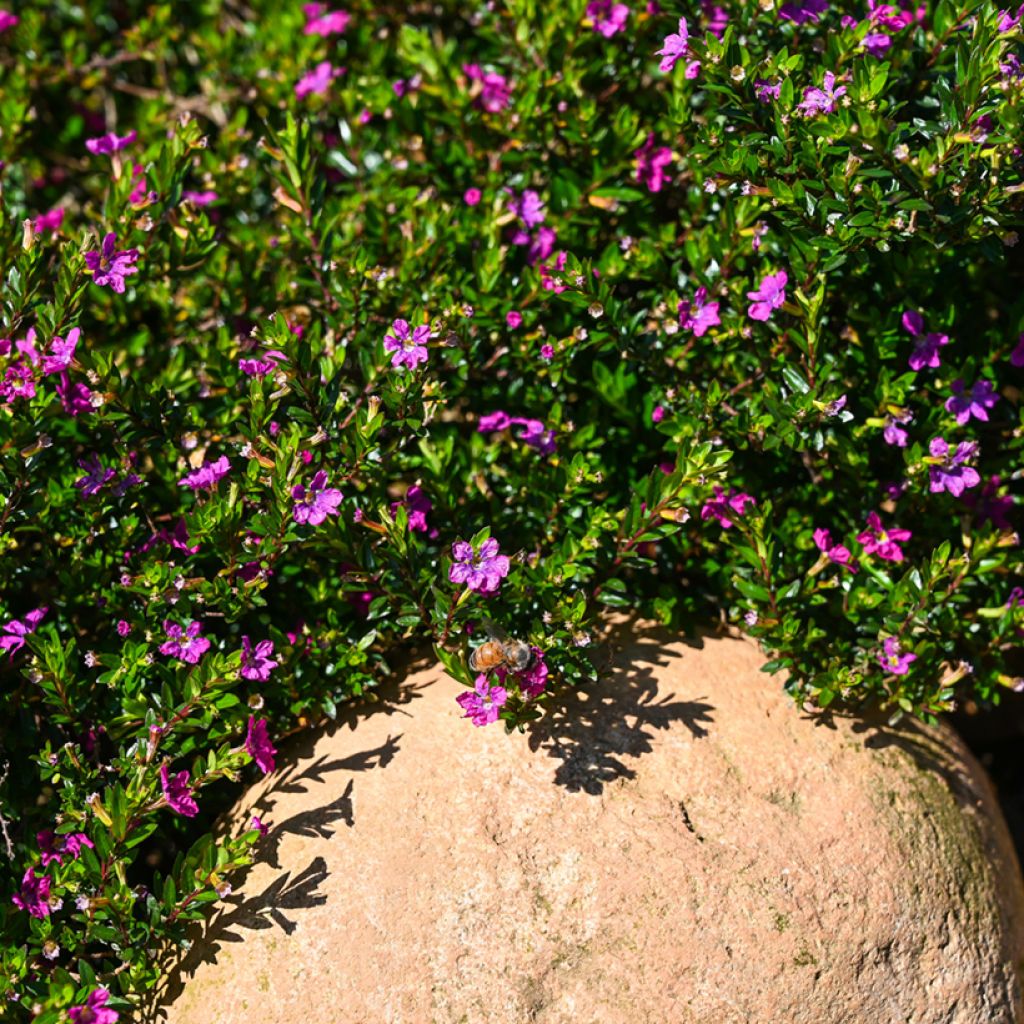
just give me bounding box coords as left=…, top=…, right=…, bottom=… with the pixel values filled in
left=240, top=637, right=278, bottom=681
left=754, top=79, right=782, bottom=103
left=38, top=829, right=94, bottom=867
left=117, top=620, right=132, bottom=637
left=634, top=133, right=673, bottom=193
left=250, top=815, right=269, bottom=836
left=857, top=512, right=911, bottom=562
left=178, top=455, right=231, bottom=491
left=43, top=328, right=80, bottom=375
left=878, top=636, right=916, bottom=676
left=304, top=7, right=350, bottom=34
left=34, top=208, right=65, bottom=235
left=183, top=190, right=218, bottom=206
left=449, top=537, right=510, bottom=594
left=464, top=188, right=482, bottom=206
left=512, top=190, right=546, bottom=228
left=540, top=343, right=554, bottom=361
left=393, top=484, right=433, bottom=533
left=700, top=486, right=756, bottom=529
left=12, top=869, right=51, bottom=918
left=0, top=11, right=19, bottom=32
left=57, top=372, right=94, bottom=417
left=587, top=0, right=630, bottom=37
left=292, top=470, right=343, bottom=526
left=798, top=71, right=846, bottom=115
left=463, top=64, right=512, bottom=112
left=85, top=131, right=137, bottom=155
left=159, top=620, right=211, bottom=664
left=506, top=310, right=523, bottom=328
left=883, top=409, right=912, bottom=447
left=746, top=270, right=788, bottom=321
left=945, top=379, right=998, bottom=424
left=678, top=287, right=720, bottom=337
left=295, top=62, right=339, bottom=99
left=383, top=318, right=430, bottom=369
left=456, top=675, right=508, bottom=726
left=246, top=717, right=277, bottom=774
left=0, top=607, right=47, bottom=659
left=813, top=528, right=857, bottom=572
left=69, top=988, right=119, bottom=1024
left=160, top=765, right=198, bottom=818
left=780, top=0, right=828, bottom=23
left=495, top=646, right=549, bottom=698
left=928, top=437, right=981, bottom=497
left=656, top=18, right=700, bottom=77
left=84, top=233, right=139, bottom=293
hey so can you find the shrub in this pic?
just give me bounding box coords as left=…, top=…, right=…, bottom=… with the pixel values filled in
left=1, top=0, right=1022, bottom=1017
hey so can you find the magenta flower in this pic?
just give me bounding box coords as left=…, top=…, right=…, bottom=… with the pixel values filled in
left=0, top=607, right=47, bottom=659
left=463, top=63, right=512, bottom=112
left=634, top=134, right=673, bottom=193
left=393, top=485, right=433, bottom=533
left=295, top=61, right=339, bottom=98
left=292, top=470, right=343, bottom=525
left=857, top=512, right=911, bottom=562
left=678, top=287, right=720, bottom=337
left=798, top=71, right=846, bottom=115
left=540, top=343, right=554, bottom=361
left=945, top=379, right=998, bottom=424
left=304, top=7, right=350, bottom=34
left=813, top=529, right=857, bottom=572
left=34, top=207, right=65, bottom=235
left=0, top=362, right=36, bottom=403
left=12, top=869, right=51, bottom=918
left=479, top=411, right=512, bottom=432
left=587, top=0, right=630, bottom=37
left=0, top=11, right=19, bottom=32
left=1011, top=333, right=1024, bottom=367
left=183, top=189, right=218, bottom=205
left=178, top=454, right=231, bottom=491
left=69, top=988, right=119, bottom=1024
left=702, top=1, right=730, bottom=37
left=878, top=636, right=916, bottom=676
left=38, top=829, right=94, bottom=867
left=84, top=233, right=139, bottom=293
left=56, top=372, right=93, bottom=416
left=240, top=637, right=278, bottom=681
left=160, top=765, right=199, bottom=818
left=250, top=815, right=269, bottom=836
left=754, top=79, right=782, bottom=103
left=449, top=537, right=511, bottom=595
left=117, top=620, right=132, bottom=638
left=75, top=454, right=116, bottom=497
left=159, top=620, right=211, bottom=664
left=246, top=716, right=277, bottom=774
left=85, top=130, right=137, bottom=155
left=928, top=437, right=981, bottom=497
left=964, top=475, right=1015, bottom=530
left=42, top=328, right=80, bottom=375
left=779, top=0, right=829, bottom=23
left=883, top=409, right=912, bottom=447
left=512, top=190, right=546, bottom=228
left=656, top=18, right=700, bottom=77
left=700, top=486, right=756, bottom=529
left=506, top=310, right=523, bottom=329
left=746, top=270, right=788, bottom=321
left=902, top=309, right=950, bottom=370
left=495, top=646, right=549, bottom=699
left=463, top=187, right=482, bottom=206
left=456, top=674, right=508, bottom=726
left=383, top=318, right=430, bottom=369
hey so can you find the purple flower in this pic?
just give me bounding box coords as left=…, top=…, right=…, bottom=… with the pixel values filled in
left=754, top=79, right=782, bottom=103
left=75, top=454, right=117, bottom=497
left=304, top=7, right=350, bottom=34
left=383, top=318, right=430, bottom=370
left=779, top=0, right=829, bottom=23
left=813, top=528, right=857, bottom=572
left=514, top=418, right=557, bottom=456
left=183, top=190, right=218, bottom=205
left=117, top=620, right=132, bottom=637
left=57, top=372, right=94, bottom=416
left=479, top=411, right=513, bottom=432
left=160, top=765, right=198, bottom=818
left=292, top=470, right=343, bottom=525
left=798, top=71, right=846, bottom=115
left=38, top=829, right=94, bottom=868
left=456, top=674, right=508, bottom=726
left=656, top=18, right=700, bottom=77
left=178, top=455, right=231, bottom=491
left=512, top=190, right=546, bottom=228
left=700, top=486, right=756, bottom=529
left=902, top=309, right=950, bottom=370
left=928, top=437, right=981, bottom=497
left=945, top=379, right=998, bottom=425
left=857, top=511, right=911, bottom=562
left=34, top=207, right=65, bottom=236
left=396, top=485, right=433, bottom=533
left=863, top=31, right=892, bottom=56
left=68, top=988, right=119, bottom=1024
left=702, top=1, right=730, bottom=37
left=0, top=607, right=47, bottom=659
left=159, top=620, right=211, bottom=664
left=506, top=310, right=523, bottom=329
left=878, top=636, right=916, bottom=676
left=587, top=0, right=630, bottom=37
left=635, top=133, right=673, bottom=193
left=295, top=61, right=339, bottom=98
left=747, top=270, right=788, bottom=321
left=43, top=328, right=80, bottom=375
left=449, top=537, right=511, bottom=595
left=84, top=233, right=139, bottom=293
left=883, top=409, right=912, bottom=447
left=240, top=637, right=278, bottom=681
left=0, top=363, right=35, bottom=403
left=678, top=287, right=720, bottom=337
left=246, top=717, right=277, bottom=774
left=1011, top=333, right=1024, bottom=368
left=463, top=64, right=512, bottom=112
left=239, top=350, right=285, bottom=377
left=12, top=869, right=51, bottom=918
left=495, top=646, right=549, bottom=699
left=0, top=11, right=19, bottom=32
left=85, top=131, right=137, bottom=155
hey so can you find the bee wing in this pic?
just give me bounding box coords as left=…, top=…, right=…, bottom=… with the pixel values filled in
left=477, top=616, right=510, bottom=643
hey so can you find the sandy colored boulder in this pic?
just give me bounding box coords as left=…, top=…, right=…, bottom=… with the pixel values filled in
left=156, top=626, right=1024, bottom=1024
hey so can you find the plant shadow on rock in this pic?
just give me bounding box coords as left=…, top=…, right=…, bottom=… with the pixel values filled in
left=143, top=678, right=428, bottom=1021
left=527, top=619, right=716, bottom=795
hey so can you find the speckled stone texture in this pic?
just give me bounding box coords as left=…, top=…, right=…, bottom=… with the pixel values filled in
left=156, top=626, right=1024, bottom=1024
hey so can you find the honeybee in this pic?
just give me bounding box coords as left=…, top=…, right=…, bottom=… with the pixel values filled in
left=468, top=621, right=534, bottom=674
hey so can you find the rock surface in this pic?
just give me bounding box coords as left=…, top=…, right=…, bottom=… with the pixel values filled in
left=157, top=626, right=1024, bottom=1024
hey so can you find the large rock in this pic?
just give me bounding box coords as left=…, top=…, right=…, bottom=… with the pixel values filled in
left=157, top=626, right=1024, bottom=1024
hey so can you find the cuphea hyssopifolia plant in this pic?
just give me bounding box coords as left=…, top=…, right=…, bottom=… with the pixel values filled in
left=1, top=0, right=1023, bottom=1018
